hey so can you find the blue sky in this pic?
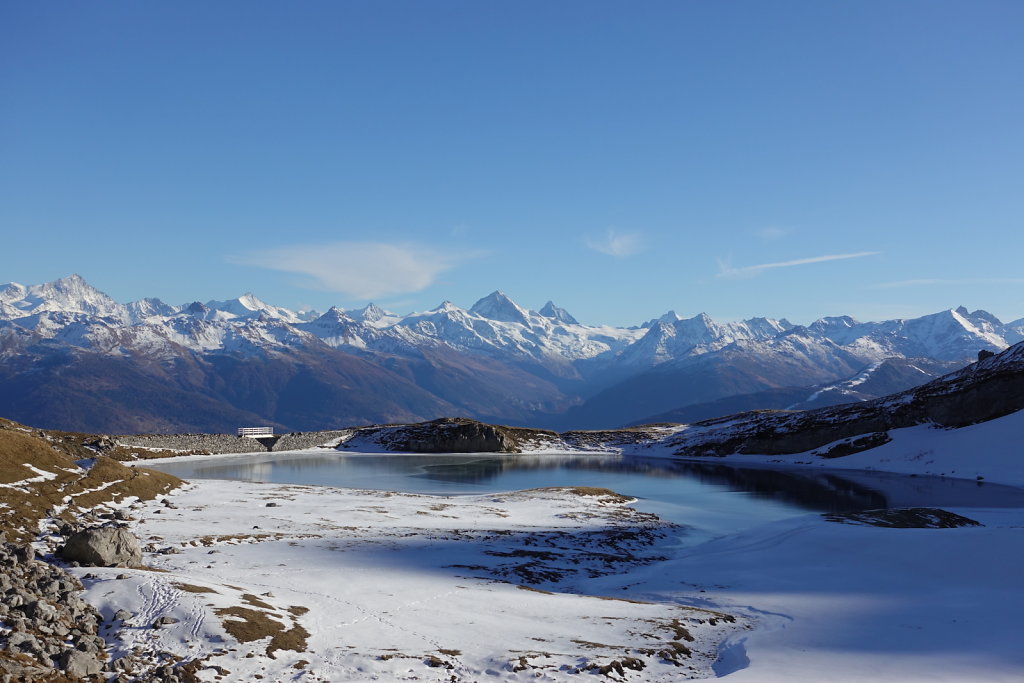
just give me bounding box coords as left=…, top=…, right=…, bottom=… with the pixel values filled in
left=2, top=1, right=1022, bottom=326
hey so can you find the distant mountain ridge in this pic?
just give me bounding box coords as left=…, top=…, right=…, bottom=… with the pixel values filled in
left=1, top=274, right=1021, bottom=433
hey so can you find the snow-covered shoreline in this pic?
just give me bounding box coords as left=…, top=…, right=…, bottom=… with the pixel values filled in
left=63, top=472, right=1024, bottom=682
left=631, top=408, right=1024, bottom=489
left=69, top=481, right=746, bottom=681
left=90, top=406, right=1024, bottom=681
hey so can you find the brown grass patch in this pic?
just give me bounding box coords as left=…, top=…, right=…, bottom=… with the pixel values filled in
left=571, top=639, right=615, bottom=650
left=196, top=532, right=320, bottom=546
left=593, top=595, right=656, bottom=605
left=242, top=594, right=274, bottom=610
left=173, top=583, right=219, bottom=594
left=0, top=428, right=181, bottom=544
left=214, top=607, right=310, bottom=658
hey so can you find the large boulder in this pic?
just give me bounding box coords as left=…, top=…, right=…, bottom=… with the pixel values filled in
left=58, top=649, right=104, bottom=678
left=61, top=527, right=142, bottom=567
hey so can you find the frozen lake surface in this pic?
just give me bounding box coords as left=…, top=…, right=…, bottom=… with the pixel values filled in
left=144, top=450, right=1024, bottom=537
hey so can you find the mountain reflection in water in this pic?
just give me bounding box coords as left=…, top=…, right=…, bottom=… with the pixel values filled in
left=147, top=451, right=1024, bottom=517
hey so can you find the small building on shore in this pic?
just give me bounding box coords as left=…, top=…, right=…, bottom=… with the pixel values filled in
left=237, top=427, right=273, bottom=438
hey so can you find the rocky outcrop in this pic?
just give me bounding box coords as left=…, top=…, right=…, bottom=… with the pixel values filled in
left=377, top=418, right=513, bottom=453
left=0, top=538, right=107, bottom=680
left=395, top=418, right=515, bottom=453
left=61, top=526, right=142, bottom=567
left=560, top=427, right=676, bottom=451
left=340, top=418, right=560, bottom=453
left=823, top=508, right=983, bottom=528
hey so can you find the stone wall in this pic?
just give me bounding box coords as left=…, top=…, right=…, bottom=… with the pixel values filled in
left=115, top=433, right=268, bottom=454
left=271, top=430, right=353, bottom=451
left=115, top=430, right=354, bottom=455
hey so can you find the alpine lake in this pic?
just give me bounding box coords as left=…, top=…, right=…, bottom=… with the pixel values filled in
left=143, top=450, right=1024, bottom=545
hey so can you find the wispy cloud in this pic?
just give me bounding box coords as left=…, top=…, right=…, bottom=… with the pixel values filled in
left=229, top=241, right=483, bottom=300
left=871, top=277, right=1024, bottom=289
left=585, top=228, right=643, bottom=257
left=716, top=251, right=880, bottom=278
left=756, top=226, right=791, bottom=242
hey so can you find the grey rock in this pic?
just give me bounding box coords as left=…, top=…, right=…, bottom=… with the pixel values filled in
left=6, top=632, right=40, bottom=653
left=58, top=649, right=104, bottom=678
left=75, top=637, right=102, bottom=655
left=110, top=656, right=136, bottom=672
left=20, top=599, right=59, bottom=622
left=13, top=545, right=34, bottom=564
left=61, top=527, right=142, bottom=567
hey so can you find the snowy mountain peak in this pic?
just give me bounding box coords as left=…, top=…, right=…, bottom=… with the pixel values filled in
left=810, top=315, right=859, bottom=332
left=677, top=312, right=715, bottom=333
left=0, top=282, right=27, bottom=300
left=432, top=301, right=460, bottom=313
left=314, top=306, right=353, bottom=324
left=741, top=316, right=791, bottom=337
left=237, top=293, right=267, bottom=311
left=205, top=293, right=302, bottom=323
left=348, top=303, right=400, bottom=328
left=539, top=301, right=579, bottom=325
left=641, top=310, right=682, bottom=328
left=183, top=301, right=210, bottom=317
left=0, top=273, right=127, bottom=321
left=469, top=291, right=530, bottom=325
left=126, top=297, right=177, bottom=322
left=206, top=294, right=264, bottom=314
left=353, top=303, right=384, bottom=322
left=957, top=307, right=1003, bottom=329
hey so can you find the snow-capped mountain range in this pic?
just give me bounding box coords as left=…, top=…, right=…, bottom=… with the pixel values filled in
left=1, top=274, right=1022, bottom=433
